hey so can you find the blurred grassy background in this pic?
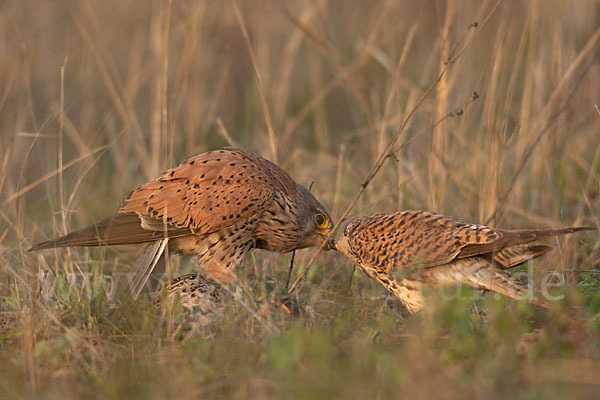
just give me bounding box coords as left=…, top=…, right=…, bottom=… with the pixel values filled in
left=1, top=0, right=599, bottom=398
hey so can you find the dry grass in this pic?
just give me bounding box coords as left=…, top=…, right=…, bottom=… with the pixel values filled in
left=1, top=0, right=600, bottom=398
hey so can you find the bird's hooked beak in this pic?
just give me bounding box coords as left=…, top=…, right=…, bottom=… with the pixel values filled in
left=324, top=239, right=337, bottom=251
left=316, top=233, right=336, bottom=250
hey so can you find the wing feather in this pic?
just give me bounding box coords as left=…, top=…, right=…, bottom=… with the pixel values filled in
left=120, top=148, right=295, bottom=234
left=28, top=213, right=190, bottom=250
left=347, top=211, right=498, bottom=273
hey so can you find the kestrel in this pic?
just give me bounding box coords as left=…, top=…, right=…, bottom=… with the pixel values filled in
left=334, top=210, right=593, bottom=314
left=30, top=148, right=334, bottom=295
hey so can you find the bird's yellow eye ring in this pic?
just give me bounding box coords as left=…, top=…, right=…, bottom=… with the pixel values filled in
left=315, top=212, right=328, bottom=228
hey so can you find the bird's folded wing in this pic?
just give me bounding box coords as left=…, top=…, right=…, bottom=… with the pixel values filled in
left=348, top=211, right=499, bottom=272
left=120, top=149, right=293, bottom=234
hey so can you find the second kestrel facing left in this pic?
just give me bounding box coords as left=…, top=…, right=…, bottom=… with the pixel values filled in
left=30, top=148, right=334, bottom=294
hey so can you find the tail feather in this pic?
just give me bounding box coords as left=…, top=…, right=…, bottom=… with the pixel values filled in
left=29, top=213, right=189, bottom=251
left=460, top=226, right=594, bottom=259
left=493, top=244, right=552, bottom=269
left=502, top=226, right=595, bottom=243
left=117, top=238, right=169, bottom=298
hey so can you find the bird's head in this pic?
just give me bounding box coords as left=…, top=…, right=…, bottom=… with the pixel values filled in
left=292, top=184, right=335, bottom=250
left=254, top=183, right=335, bottom=253
left=329, top=217, right=367, bottom=257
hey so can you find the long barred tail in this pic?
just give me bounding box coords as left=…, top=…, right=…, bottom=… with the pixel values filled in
left=509, top=226, right=595, bottom=240
left=28, top=213, right=188, bottom=251
left=492, top=244, right=552, bottom=269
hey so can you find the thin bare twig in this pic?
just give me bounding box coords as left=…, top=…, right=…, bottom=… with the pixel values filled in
left=288, top=1, right=503, bottom=293
left=432, top=91, right=480, bottom=130
left=285, top=250, right=296, bottom=289
left=59, top=58, right=67, bottom=236
left=389, top=90, right=480, bottom=160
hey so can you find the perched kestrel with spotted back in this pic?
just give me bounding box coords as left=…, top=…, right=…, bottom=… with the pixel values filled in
left=30, top=148, right=334, bottom=295
left=334, top=211, right=593, bottom=314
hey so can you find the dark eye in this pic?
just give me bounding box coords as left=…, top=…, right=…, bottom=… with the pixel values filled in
left=315, top=213, right=328, bottom=228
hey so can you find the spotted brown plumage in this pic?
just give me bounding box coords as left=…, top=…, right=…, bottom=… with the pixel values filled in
left=160, top=273, right=224, bottom=311
left=157, top=271, right=300, bottom=333
left=120, top=149, right=298, bottom=233
left=155, top=273, right=224, bottom=336
left=29, top=148, right=334, bottom=294
left=334, top=210, right=594, bottom=313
